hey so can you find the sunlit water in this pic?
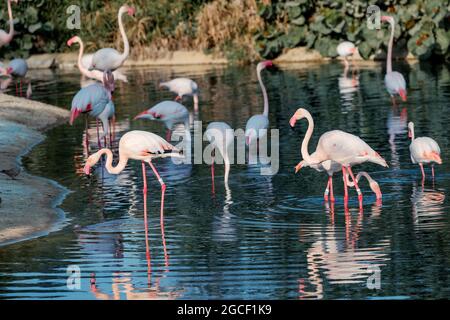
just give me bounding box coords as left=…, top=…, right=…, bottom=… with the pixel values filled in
left=1, top=62, right=450, bottom=299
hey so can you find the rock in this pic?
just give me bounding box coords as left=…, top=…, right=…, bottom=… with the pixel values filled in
left=26, top=54, right=57, bottom=69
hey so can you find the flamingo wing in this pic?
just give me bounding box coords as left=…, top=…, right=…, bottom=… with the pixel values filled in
left=385, top=71, right=406, bottom=96
left=90, top=48, right=122, bottom=71
left=410, top=137, right=441, bottom=164
left=70, top=83, right=110, bottom=124
left=8, top=59, right=28, bottom=77
left=120, top=130, right=178, bottom=159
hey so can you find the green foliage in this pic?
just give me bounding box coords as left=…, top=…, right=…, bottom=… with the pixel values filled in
left=255, top=0, right=450, bottom=61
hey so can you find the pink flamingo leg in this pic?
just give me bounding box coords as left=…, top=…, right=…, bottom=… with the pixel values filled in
left=96, top=119, right=101, bottom=148
left=142, top=162, right=151, bottom=264
left=19, top=80, right=22, bottom=97
left=432, top=164, right=435, bottom=179
left=347, top=166, right=363, bottom=207
left=419, top=163, right=425, bottom=180
left=329, top=176, right=335, bottom=202
left=324, top=177, right=331, bottom=202
left=342, top=166, right=349, bottom=203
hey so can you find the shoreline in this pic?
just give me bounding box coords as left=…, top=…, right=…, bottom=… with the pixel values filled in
left=0, top=93, right=70, bottom=247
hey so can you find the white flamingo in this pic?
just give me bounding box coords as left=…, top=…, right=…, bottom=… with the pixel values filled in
left=160, top=78, right=199, bottom=112
left=0, top=0, right=18, bottom=48
left=245, top=60, right=273, bottom=146
left=336, top=41, right=357, bottom=69
left=408, top=122, right=442, bottom=182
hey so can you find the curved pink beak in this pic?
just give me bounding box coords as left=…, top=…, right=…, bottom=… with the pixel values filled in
left=84, top=163, right=91, bottom=175
left=264, top=60, right=273, bottom=68
left=289, top=116, right=297, bottom=127
left=134, top=110, right=149, bottom=120
left=399, top=89, right=407, bottom=102
left=67, top=37, right=75, bottom=46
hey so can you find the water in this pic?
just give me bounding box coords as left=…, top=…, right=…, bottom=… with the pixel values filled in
left=1, top=62, right=450, bottom=299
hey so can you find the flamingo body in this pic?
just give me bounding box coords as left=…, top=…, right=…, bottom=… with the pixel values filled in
left=408, top=122, right=441, bottom=166
left=134, top=101, right=189, bottom=130
left=336, top=41, right=356, bottom=58
left=385, top=71, right=406, bottom=100
left=70, top=83, right=111, bottom=124
left=206, top=122, right=234, bottom=184
left=160, top=78, right=198, bottom=100
left=6, top=58, right=28, bottom=77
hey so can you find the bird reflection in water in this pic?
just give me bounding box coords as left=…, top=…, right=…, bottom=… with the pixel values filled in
left=338, top=62, right=359, bottom=110
left=411, top=184, right=445, bottom=231
left=387, top=107, right=407, bottom=169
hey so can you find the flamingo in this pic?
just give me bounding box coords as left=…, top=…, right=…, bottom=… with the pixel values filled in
left=290, top=108, right=388, bottom=206
left=0, top=0, right=17, bottom=48
left=67, top=36, right=128, bottom=84
left=4, top=58, right=32, bottom=98
left=160, top=78, right=199, bottom=112
left=408, top=122, right=442, bottom=182
left=205, top=122, right=234, bottom=189
left=83, top=130, right=183, bottom=233
left=245, top=60, right=273, bottom=146
left=134, top=101, right=190, bottom=142
left=70, top=74, right=115, bottom=148
left=336, top=41, right=357, bottom=70
left=89, top=4, right=134, bottom=84
left=382, top=15, right=407, bottom=103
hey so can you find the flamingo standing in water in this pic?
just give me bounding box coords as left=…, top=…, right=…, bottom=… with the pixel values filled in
left=290, top=108, right=388, bottom=206
left=382, top=15, right=407, bottom=103
left=205, top=122, right=234, bottom=189
left=0, top=0, right=18, bottom=48
left=160, top=78, right=199, bottom=112
left=70, top=74, right=115, bottom=148
left=83, top=130, right=183, bottom=234
left=89, top=4, right=134, bottom=87
left=245, top=60, right=273, bottom=146
left=4, top=58, right=32, bottom=98
left=134, top=101, right=190, bottom=142
left=408, top=122, right=442, bottom=182
left=67, top=36, right=128, bottom=85
left=295, top=158, right=382, bottom=202
left=336, top=41, right=357, bottom=70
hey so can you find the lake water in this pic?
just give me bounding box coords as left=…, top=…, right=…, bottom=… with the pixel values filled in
left=0, top=62, right=449, bottom=299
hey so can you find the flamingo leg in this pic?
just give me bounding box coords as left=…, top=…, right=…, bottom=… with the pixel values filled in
left=84, top=115, right=90, bottom=155
left=96, top=119, right=101, bottom=148
left=347, top=166, right=363, bottom=207
left=432, top=164, right=435, bottom=179
left=329, top=176, right=335, bottom=202
left=148, top=161, right=166, bottom=225
left=211, top=152, right=215, bottom=194
left=342, top=166, right=349, bottom=203
left=19, top=80, right=22, bottom=97
left=166, top=129, right=172, bottom=142
left=419, top=163, right=425, bottom=186
left=324, top=177, right=331, bottom=202
left=142, top=162, right=151, bottom=266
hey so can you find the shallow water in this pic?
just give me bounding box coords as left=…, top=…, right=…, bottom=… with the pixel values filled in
left=1, top=62, right=450, bottom=299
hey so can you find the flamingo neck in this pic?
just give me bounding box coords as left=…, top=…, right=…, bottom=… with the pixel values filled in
left=257, top=67, right=269, bottom=117
left=118, top=8, right=130, bottom=62
left=97, top=148, right=128, bottom=174
left=193, top=94, right=199, bottom=113
left=386, top=19, right=394, bottom=74
left=300, top=112, right=317, bottom=164
left=7, top=0, right=14, bottom=39
left=409, top=126, right=415, bottom=141
left=75, top=39, right=90, bottom=77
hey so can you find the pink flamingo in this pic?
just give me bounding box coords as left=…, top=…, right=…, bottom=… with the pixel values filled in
left=205, top=122, right=234, bottom=189
left=160, top=78, right=199, bottom=112
left=408, top=122, right=442, bottom=182
left=245, top=60, right=273, bottom=146
left=382, top=15, right=407, bottom=103
left=290, top=108, right=388, bottom=206
left=83, top=130, right=183, bottom=233
left=4, top=58, right=32, bottom=98
left=134, top=101, right=190, bottom=141
left=67, top=36, right=128, bottom=84
left=295, top=158, right=382, bottom=202
left=89, top=5, right=134, bottom=74
left=336, top=41, right=357, bottom=69
left=0, top=0, right=17, bottom=48
left=70, top=75, right=115, bottom=148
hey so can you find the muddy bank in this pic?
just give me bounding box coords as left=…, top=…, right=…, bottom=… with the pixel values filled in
left=0, top=93, right=70, bottom=246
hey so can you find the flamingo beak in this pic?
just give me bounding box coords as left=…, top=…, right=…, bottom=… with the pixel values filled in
left=6, top=67, right=12, bottom=75
left=128, top=7, right=136, bottom=16
left=264, top=60, right=273, bottom=68
left=295, top=163, right=303, bottom=173
left=134, top=110, right=149, bottom=120
left=289, top=116, right=297, bottom=127
left=371, top=182, right=382, bottom=200
left=67, top=38, right=74, bottom=46
left=70, top=109, right=81, bottom=125
left=83, top=163, right=91, bottom=175
left=399, top=89, right=407, bottom=102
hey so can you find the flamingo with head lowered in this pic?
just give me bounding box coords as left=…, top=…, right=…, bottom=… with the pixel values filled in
left=382, top=15, right=407, bottom=104
left=89, top=4, right=134, bottom=80
left=160, top=78, right=199, bottom=112
left=67, top=36, right=128, bottom=85
left=290, top=108, right=388, bottom=207
left=0, top=0, right=18, bottom=48
left=83, top=130, right=183, bottom=233
left=4, top=58, right=32, bottom=98
left=134, top=101, right=190, bottom=142
left=336, top=41, right=357, bottom=70
left=245, top=60, right=273, bottom=146
left=408, top=122, right=442, bottom=183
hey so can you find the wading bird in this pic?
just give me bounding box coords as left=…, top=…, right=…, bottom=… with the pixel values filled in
left=159, top=78, right=199, bottom=112
left=83, top=130, right=183, bottom=229
left=290, top=108, right=388, bottom=207
left=245, top=60, right=272, bottom=146
left=67, top=36, right=128, bottom=85
left=134, top=101, right=190, bottom=142
left=0, top=0, right=18, bottom=48
left=205, top=122, right=234, bottom=189
left=408, top=122, right=442, bottom=182
left=89, top=4, right=134, bottom=87
left=4, top=58, right=32, bottom=98
left=336, top=41, right=357, bottom=69
left=382, top=15, right=407, bottom=104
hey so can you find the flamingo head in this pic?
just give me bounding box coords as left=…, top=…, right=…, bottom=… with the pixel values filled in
left=69, top=109, right=82, bottom=125
left=67, top=36, right=79, bottom=47
left=257, top=60, right=273, bottom=71
left=134, top=109, right=153, bottom=120
left=121, top=5, right=135, bottom=16
left=372, top=152, right=389, bottom=168
left=407, top=122, right=414, bottom=139
left=84, top=152, right=102, bottom=175
left=398, top=88, right=407, bottom=102
left=295, top=161, right=304, bottom=173
left=381, top=15, right=394, bottom=24
left=369, top=180, right=382, bottom=200
left=289, top=107, right=308, bottom=127
left=5, top=67, right=13, bottom=75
